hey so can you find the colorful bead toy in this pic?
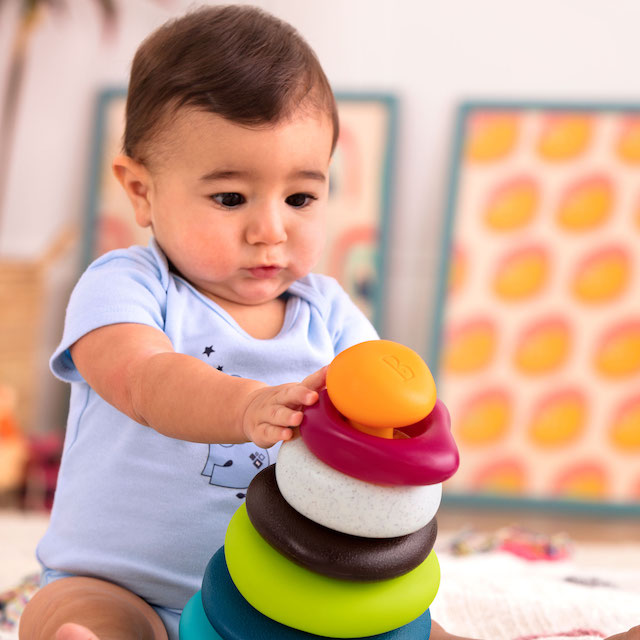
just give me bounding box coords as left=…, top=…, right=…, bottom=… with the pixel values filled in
left=180, top=339, right=460, bottom=639
left=245, top=464, right=438, bottom=580
left=326, top=340, right=437, bottom=438
left=181, top=549, right=433, bottom=640
left=223, top=504, right=440, bottom=637
left=300, top=390, right=459, bottom=486
left=276, top=435, right=443, bottom=538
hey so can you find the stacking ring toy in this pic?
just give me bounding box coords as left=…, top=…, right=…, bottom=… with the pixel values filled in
left=246, top=464, right=438, bottom=580
left=180, top=591, right=224, bottom=640
left=300, top=389, right=459, bottom=486
left=198, top=546, right=433, bottom=640
left=276, top=437, right=442, bottom=538
left=224, top=504, right=440, bottom=638
left=326, top=340, right=437, bottom=432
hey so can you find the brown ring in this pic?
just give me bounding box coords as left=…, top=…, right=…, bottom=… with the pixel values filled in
left=246, top=464, right=438, bottom=581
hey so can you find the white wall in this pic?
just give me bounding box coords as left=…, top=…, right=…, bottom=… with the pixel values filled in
left=2, top=0, right=640, bottom=358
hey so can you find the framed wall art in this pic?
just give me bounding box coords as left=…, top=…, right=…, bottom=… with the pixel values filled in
left=83, top=88, right=396, bottom=332
left=432, top=102, right=640, bottom=514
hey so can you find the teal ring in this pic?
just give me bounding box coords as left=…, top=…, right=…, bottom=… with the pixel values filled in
left=179, top=591, right=223, bottom=640
left=198, top=546, right=433, bottom=639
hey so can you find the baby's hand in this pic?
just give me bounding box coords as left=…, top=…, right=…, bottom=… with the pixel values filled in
left=242, top=367, right=327, bottom=448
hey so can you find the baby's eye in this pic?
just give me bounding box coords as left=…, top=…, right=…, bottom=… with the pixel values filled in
left=285, top=193, right=317, bottom=208
left=212, top=193, right=245, bottom=208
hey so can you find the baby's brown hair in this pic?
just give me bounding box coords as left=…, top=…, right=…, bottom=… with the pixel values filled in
left=123, top=4, right=339, bottom=164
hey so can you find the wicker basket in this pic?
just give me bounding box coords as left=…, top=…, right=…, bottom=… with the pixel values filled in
left=0, top=228, right=77, bottom=434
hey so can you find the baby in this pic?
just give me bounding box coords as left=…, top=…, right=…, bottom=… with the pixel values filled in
left=18, top=5, right=451, bottom=640
left=18, top=6, right=639, bottom=640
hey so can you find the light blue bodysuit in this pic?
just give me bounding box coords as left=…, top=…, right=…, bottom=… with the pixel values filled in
left=37, top=239, right=377, bottom=637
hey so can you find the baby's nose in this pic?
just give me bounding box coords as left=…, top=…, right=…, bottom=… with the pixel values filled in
left=246, top=207, right=287, bottom=245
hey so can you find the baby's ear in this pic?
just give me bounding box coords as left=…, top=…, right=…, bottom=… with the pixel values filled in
left=112, top=154, right=153, bottom=228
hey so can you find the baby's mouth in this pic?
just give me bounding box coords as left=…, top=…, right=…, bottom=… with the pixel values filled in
left=248, top=266, right=283, bottom=279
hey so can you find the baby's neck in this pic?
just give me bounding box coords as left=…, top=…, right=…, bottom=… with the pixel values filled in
left=215, top=296, right=287, bottom=339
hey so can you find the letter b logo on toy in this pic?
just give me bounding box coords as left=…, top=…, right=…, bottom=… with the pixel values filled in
left=382, top=355, right=414, bottom=381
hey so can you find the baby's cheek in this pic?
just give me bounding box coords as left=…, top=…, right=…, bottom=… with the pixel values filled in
left=192, top=236, right=233, bottom=270
left=292, top=246, right=322, bottom=277
left=299, top=226, right=326, bottom=268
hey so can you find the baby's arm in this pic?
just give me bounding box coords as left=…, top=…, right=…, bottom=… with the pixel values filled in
left=70, top=322, right=325, bottom=448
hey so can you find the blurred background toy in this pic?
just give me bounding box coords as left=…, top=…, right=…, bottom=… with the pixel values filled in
left=0, top=384, right=28, bottom=506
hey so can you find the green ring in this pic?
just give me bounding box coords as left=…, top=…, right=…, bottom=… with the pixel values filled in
left=225, top=504, right=440, bottom=638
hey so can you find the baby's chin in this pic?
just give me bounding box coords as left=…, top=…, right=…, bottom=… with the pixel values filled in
left=199, top=282, right=291, bottom=309
left=240, top=273, right=302, bottom=302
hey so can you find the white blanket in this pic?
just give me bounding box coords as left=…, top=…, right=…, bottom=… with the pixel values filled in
left=432, top=541, right=640, bottom=639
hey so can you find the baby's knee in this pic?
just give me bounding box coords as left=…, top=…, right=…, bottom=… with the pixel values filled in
left=19, top=576, right=168, bottom=640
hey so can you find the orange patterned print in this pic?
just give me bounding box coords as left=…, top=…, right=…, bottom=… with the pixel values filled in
left=456, top=388, right=511, bottom=445
left=442, top=318, right=496, bottom=374
left=538, top=113, right=593, bottom=161
left=528, top=388, right=587, bottom=448
left=466, top=112, right=519, bottom=163
left=556, top=174, right=614, bottom=231
left=610, top=395, right=640, bottom=451
left=616, top=116, right=640, bottom=164
left=473, top=459, right=527, bottom=495
left=441, top=108, right=640, bottom=506
left=514, top=317, right=571, bottom=375
left=594, top=320, right=640, bottom=378
left=493, top=245, right=549, bottom=300
left=553, top=462, right=608, bottom=500
left=572, top=245, right=630, bottom=304
left=484, top=176, right=539, bottom=231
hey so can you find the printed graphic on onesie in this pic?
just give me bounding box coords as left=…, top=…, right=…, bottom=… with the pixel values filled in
left=199, top=348, right=272, bottom=496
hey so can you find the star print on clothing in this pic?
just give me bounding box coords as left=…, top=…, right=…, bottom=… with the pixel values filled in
left=203, top=346, right=215, bottom=357
left=217, top=365, right=224, bottom=371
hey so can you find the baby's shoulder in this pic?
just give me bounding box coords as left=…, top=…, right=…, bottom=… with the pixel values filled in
left=84, top=242, right=170, bottom=288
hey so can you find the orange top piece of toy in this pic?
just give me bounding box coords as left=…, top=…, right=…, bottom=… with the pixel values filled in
left=326, top=340, right=437, bottom=429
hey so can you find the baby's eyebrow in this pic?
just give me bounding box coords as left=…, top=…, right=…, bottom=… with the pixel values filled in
left=291, top=170, right=326, bottom=182
left=199, top=169, right=327, bottom=182
left=199, top=169, right=247, bottom=182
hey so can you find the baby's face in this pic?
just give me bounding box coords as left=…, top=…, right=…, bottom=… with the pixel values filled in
left=142, top=107, right=333, bottom=309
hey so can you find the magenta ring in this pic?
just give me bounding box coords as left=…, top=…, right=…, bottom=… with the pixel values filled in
left=299, top=389, right=459, bottom=486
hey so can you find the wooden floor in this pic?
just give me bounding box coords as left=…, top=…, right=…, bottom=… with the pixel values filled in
left=436, top=504, right=640, bottom=543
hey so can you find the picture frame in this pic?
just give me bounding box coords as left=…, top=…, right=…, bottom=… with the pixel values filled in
left=82, top=88, right=397, bottom=333
left=432, top=101, right=640, bottom=515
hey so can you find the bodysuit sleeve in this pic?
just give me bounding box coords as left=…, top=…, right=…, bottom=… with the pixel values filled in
left=326, top=282, right=379, bottom=354
left=295, top=273, right=379, bottom=355
left=50, top=245, right=169, bottom=383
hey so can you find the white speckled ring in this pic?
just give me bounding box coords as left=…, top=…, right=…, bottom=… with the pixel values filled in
left=275, top=437, right=442, bottom=538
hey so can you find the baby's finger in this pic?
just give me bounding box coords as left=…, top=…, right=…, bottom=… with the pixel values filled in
left=301, top=366, right=328, bottom=392
left=251, top=424, right=293, bottom=448
left=263, top=424, right=295, bottom=444
left=278, top=384, right=318, bottom=408
left=269, top=404, right=305, bottom=427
